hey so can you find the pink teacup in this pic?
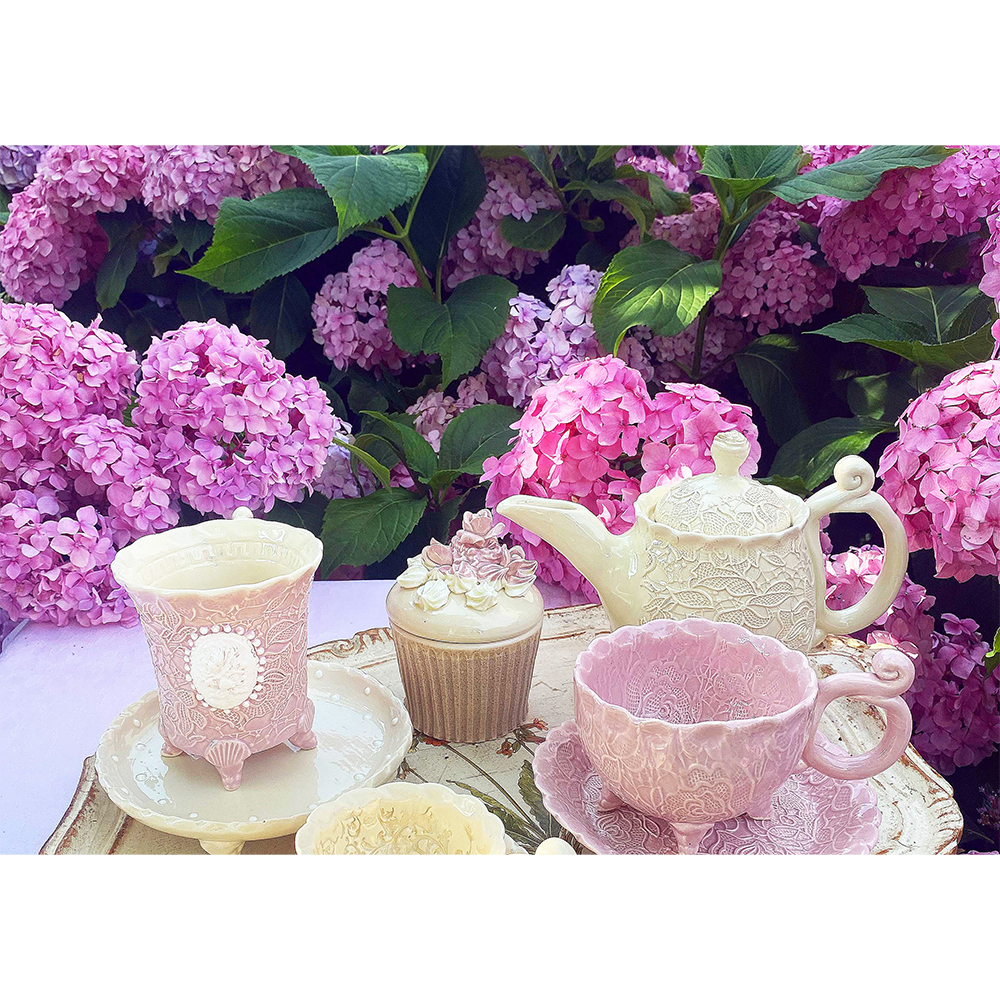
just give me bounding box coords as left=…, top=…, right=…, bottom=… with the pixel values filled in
left=574, top=617, right=914, bottom=854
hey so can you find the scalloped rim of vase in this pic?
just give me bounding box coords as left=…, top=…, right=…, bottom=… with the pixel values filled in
left=111, top=513, right=322, bottom=599
left=574, top=617, right=817, bottom=735
left=295, top=781, right=509, bottom=855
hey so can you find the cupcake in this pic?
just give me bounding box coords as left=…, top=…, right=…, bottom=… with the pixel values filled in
left=386, top=509, right=543, bottom=743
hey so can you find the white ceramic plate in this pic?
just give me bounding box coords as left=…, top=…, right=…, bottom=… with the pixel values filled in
left=95, top=659, right=412, bottom=853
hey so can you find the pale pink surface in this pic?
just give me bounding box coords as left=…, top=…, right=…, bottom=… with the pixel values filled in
left=0, top=579, right=578, bottom=853
left=533, top=721, right=882, bottom=855
left=573, top=618, right=914, bottom=832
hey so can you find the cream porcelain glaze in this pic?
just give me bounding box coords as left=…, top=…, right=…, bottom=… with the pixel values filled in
left=386, top=580, right=543, bottom=644
left=497, top=431, right=909, bottom=652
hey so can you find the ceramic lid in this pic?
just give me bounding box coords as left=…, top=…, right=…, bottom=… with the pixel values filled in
left=651, top=431, right=793, bottom=536
left=386, top=579, right=543, bottom=643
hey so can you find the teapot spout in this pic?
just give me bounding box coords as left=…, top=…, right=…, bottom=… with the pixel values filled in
left=496, top=496, right=634, bottom=603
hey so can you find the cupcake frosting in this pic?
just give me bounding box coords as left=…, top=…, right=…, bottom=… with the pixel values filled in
left=395, top=509, right=537, bottom=614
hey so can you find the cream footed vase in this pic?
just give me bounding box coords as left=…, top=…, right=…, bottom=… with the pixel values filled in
left=497, top=431, right=909, bottom=652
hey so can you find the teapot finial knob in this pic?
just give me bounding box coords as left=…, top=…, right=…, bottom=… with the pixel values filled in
left=710, top=431, right=750, bottom=477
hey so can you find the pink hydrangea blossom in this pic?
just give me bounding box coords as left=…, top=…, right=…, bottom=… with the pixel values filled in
left=0, top=302, right=137, bottom=489
left=36, top=145, right=145, bottom=219
left=878, top=360, right=1000, bottom=582
left=444, top=158, right=561, bottom=290
left=0, top=490, right=136, bottom=627
left=819, top=146, right=1000, bottom=281
left=630, top=193, right=836, bottom=335
left=133, top=320, right=334, bottom=516
left=615, top=145, right=701, bottom=194
left=139, top=145, right=241, bottom=223
left=312, top=239, right=419, bottom=373
left=0, top=145, right=49, bottom=191
left=483, top=356, right=758, bottom=598
left=483, top=265, right=657, bottom=405
left=406, top=374, right=491, bottom=451
left=60, top=416, right=177, bottom=543
left=229, top=145, right=317, bottom=198
left=315, top=414, right=377, bottom=500
left=0, top=187, right=107, bottom=307
left=826, top=544, right=998, bottom=774
left=981, top=204, right=1000, bottom=308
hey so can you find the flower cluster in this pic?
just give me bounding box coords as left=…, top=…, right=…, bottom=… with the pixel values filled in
left=315, top=414, right=377, bottom=501
left=0, top=145, right=319, bottom=307
left=312, top=238, right=419, bottom=373
left=0, top=303, right=153, bottom=626
left=878, top=360, right=1000, bottom=582
left=484, top=266, right=602, bottom=405
left=444, top=158, right=561, bottom=290
left=0, top=490, right=137, bottom=627
left=483, top=356, right=759, bottom=597
left=0, top=302, right=138, bottom=496
left=826, top=545, right=998, bottom=775
left=406, top=373, right=491, bottom=451
left=133, top=319, right=335, bottom=516
left=981, top=204, right=1000, bottom=317
left=397, top=509, right=537, bottom=612
left=0, top=146, right=49, bottom=191
left=615, top=146, right=701, bottom=194
left=819, top=146, right=1000, bottom=280
left=632, top=193, right=836, bottom=337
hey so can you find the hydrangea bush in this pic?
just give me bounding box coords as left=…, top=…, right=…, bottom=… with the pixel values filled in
left=1, top=144, right=996, bottom=836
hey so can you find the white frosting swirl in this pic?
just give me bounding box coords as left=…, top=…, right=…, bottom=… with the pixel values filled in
left=465, top=581, right=499, bottom=612
left=397, top=556, right=430, bottom=589
left=502, top=576, right=535, bottom=599
left=446, top=572, right=475, bottom=595
left=414, top=578, right=451, bottom=611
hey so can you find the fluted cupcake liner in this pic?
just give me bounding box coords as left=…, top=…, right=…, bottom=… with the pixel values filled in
left=390, top=623, right=541, bottom=743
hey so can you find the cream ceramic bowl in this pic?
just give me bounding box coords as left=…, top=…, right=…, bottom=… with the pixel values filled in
left=295, top=782, right=508, bottom=855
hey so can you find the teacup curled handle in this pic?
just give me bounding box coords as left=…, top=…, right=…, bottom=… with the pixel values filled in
left=805, top=456, right=909, bottom=643
left=800, top=646, right=915, bottom=780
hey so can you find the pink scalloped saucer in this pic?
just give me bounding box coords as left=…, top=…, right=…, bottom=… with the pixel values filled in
left=534, top=722, right=882, bottom=855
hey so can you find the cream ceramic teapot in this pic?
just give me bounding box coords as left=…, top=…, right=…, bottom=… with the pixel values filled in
left=496, top=430, right=908, bottom=652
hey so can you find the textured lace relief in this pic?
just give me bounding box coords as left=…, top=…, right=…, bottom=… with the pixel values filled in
left=573, top=620, right=815, bottom=824
left=312, top=805, right=490, bottom=855
left=134, top=571, right=313, bottom=756
left=641, top=531, right=816, bottom=651
left=654, top=481, right=790, bottom=536
left=534, top=723, right=881, bottom=855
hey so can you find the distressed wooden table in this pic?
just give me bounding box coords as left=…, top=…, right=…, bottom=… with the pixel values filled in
left=42, top=605, right=962, bottom=855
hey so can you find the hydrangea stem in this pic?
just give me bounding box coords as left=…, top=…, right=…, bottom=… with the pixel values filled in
left=690, top=222, right=735, bottom=381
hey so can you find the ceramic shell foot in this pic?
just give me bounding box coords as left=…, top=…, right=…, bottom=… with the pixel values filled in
left=205, top=739, right=251, bottom=791
left=670, top=821, right=714, bottom=855
left=288, top=700, right=318, bottom=750
left=160, top=737, right=184, bottom=758
left=199, top=839, right=245, bottom=855
left=289, top=728, right=318, bottom=751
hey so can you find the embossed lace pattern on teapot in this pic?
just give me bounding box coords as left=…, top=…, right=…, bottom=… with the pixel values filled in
left=641, top=533, right=816, bottom=651
left=654, top=480, right=791, bottom=536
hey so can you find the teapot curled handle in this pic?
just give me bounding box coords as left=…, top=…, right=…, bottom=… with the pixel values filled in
left=805, top=456, right=908, bottom=643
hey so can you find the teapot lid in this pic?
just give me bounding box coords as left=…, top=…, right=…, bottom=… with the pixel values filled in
left=651, top=431, right=792, bottom=536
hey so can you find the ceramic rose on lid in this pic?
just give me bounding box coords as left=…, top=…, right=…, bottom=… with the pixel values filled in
left=386, top=509, right=543, bottom=743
